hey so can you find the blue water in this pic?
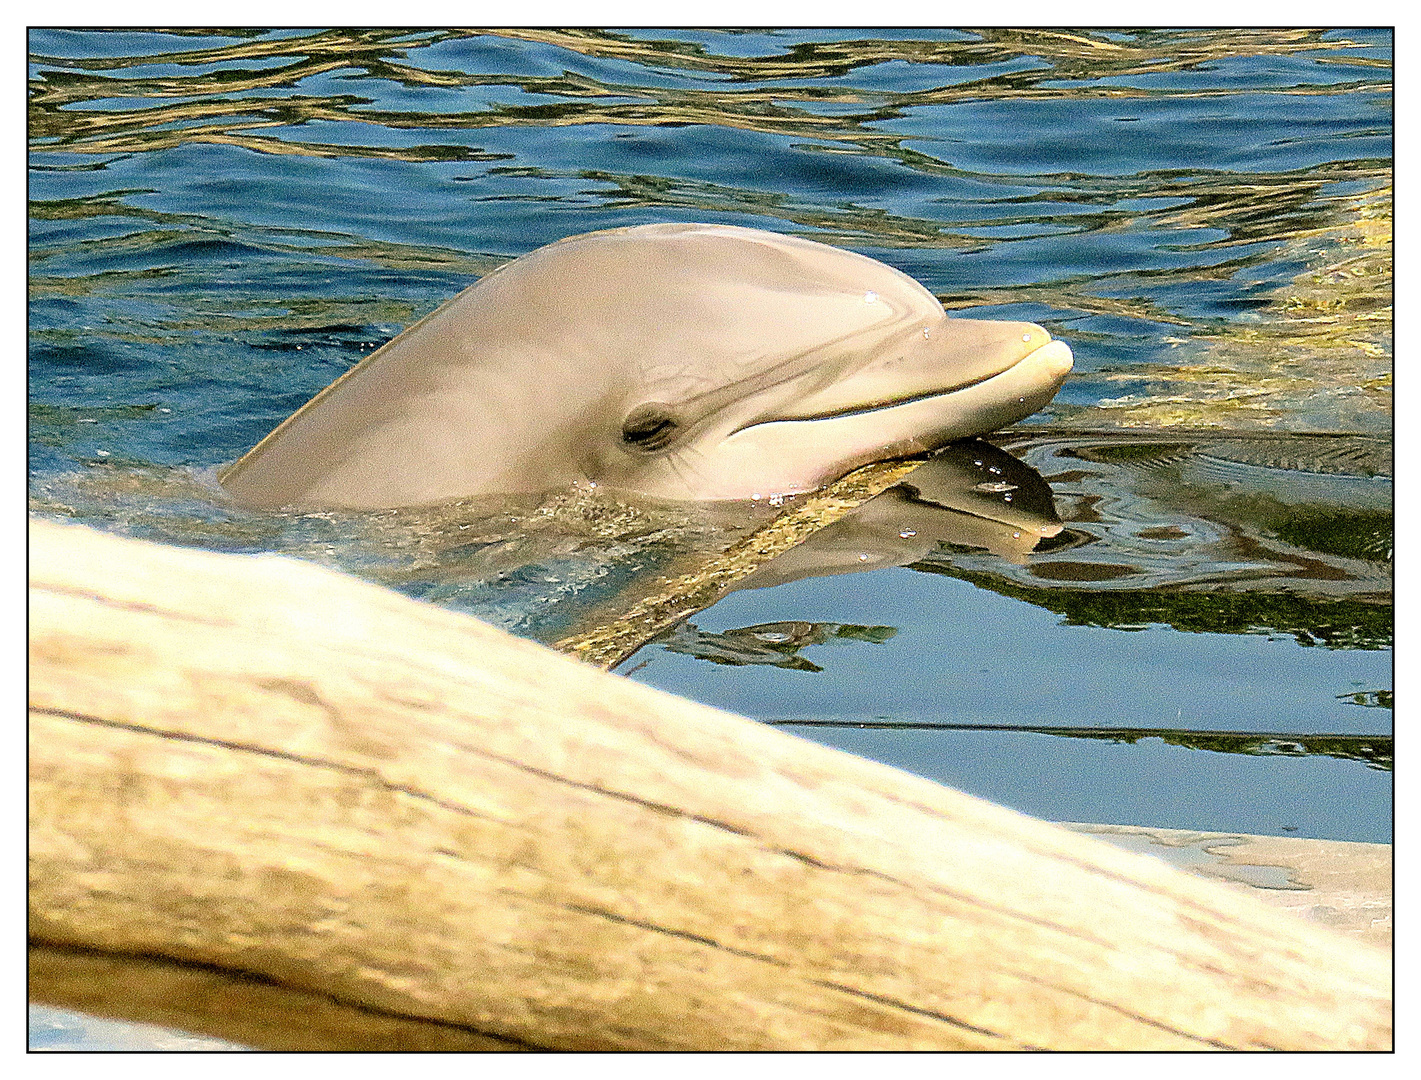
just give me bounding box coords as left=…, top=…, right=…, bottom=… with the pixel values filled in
left=633, top=568, right=1391, bottom=732
left=626, top=567, right=1390, bottom=842
left=29, top=29, right=1391, bottom=848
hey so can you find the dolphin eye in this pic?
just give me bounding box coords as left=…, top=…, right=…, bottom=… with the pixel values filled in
left=621, top=404, right=680, bottom=452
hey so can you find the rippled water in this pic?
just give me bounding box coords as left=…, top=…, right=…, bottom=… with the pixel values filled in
left=29, top=29, right=1391, bottom=853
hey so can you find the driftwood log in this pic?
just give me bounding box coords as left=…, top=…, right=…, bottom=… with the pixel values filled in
left=29, top=942, right=526, bottom=1051
left=28, top=518, right=1390, bottom=1050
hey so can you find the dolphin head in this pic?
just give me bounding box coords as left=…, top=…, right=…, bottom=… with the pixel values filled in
left=220, top=223, right=1072, bottom=509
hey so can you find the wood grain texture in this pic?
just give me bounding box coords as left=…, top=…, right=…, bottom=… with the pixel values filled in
left=28, top=517, right=1391, bottom=1051
left=29, top=943, right=528, bottom=1051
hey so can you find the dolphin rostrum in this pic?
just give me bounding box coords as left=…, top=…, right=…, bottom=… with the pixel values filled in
left=219, top=223, right=1073, bottom=509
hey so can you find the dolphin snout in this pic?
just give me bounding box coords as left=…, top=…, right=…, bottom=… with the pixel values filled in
left=1000, top=336, right=1073, bottom=422
left=768, top=317, right=1064, bottom=424
left=1025, top=337, right=1074, bottom=377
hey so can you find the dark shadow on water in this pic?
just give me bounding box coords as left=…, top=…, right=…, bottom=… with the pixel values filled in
left=655, top=620, right=898, bottom=672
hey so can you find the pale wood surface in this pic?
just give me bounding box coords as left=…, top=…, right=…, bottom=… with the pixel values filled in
left=29, top=518, right=1391, bottom=1050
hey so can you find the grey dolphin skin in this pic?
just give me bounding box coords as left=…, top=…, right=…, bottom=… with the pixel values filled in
left=219, top=223, right=1073, bottom=509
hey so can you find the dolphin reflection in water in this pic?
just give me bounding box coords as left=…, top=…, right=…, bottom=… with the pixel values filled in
left=220, top=223, right=1072, bottom=509
left=658, top=440, right=1064, bottom=669
left=735, top=439, right=1063, bottom=589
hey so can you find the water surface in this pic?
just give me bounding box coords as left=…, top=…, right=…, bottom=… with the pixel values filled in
left=29, top=28, right=1391, bottom=845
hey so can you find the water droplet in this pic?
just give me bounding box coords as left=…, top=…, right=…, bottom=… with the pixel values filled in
left=988, top=465, right=1002, bottom=474
left=922, top=328, right=930, bottom=339
left=1003, top=494, right=1013, bottom=502
left=1018, top=397, right=1026, bottom=403
left=973, top=460, right=982, bottom=467
left=858, top=553, right=870, bottom=561
left=1022, top=334, right=1032, bottom=342
left=1013, top=531, right=1021, bottom=539
left=899, top=529, right=917, bottom=538
left=863, top=291, right=878, bottom=304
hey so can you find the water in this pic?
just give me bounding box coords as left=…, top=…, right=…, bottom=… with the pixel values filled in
left=29, top=29, right=1391, bottom=860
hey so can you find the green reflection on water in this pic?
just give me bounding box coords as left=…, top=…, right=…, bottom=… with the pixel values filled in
left=910, top=560, right=1391, bottom=650
left=1056, top=728, right=1392, bottom=771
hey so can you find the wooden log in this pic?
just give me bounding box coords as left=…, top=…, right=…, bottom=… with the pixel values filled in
left=29, top=942, right=528, bottom=1051
left=28, top=518, right=1390, bottom=1051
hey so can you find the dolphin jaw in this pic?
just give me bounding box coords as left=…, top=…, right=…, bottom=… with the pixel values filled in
left=642, top=338, right=1074, bottom=500
left=762, top=319, right=1057, bottom=424
left=740, top=336, right=1073, bottom=439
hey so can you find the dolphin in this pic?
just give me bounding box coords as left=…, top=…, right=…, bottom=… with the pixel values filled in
left=219, top=223, right=1073, bottom=509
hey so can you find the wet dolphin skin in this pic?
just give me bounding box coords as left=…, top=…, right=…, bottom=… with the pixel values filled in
left=220, top=223, right=1073, bottom=509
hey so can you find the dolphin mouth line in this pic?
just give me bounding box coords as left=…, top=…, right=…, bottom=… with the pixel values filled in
left=733, top=347, right=1041, bottom=434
